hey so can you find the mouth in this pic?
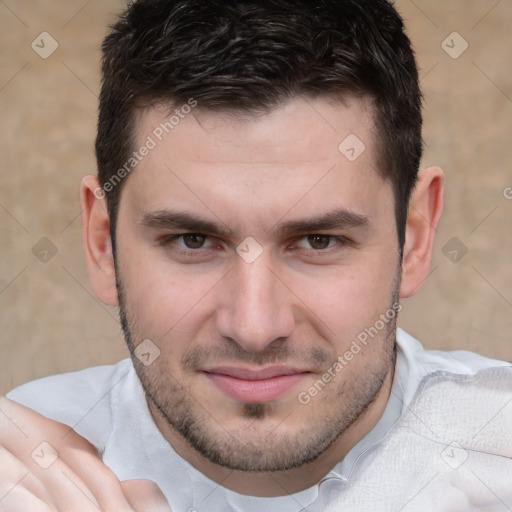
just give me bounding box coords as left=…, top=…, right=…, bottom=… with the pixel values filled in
left=201, top=366, right=311, bottom=403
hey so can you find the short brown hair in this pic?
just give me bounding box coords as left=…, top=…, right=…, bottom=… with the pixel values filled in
left=96, top=0, right=422, bottom=251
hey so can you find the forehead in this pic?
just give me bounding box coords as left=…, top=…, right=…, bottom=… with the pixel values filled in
left=135, top=94, right=376, bottom=164
left=121, top=95, right=392, bottom=233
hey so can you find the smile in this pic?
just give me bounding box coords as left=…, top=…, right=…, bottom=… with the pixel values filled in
left=202, top=366, right=311, bottom=403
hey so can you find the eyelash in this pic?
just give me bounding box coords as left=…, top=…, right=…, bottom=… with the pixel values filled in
left=158, top=233, right=351, bottom=256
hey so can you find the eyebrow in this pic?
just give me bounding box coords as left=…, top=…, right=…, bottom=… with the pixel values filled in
left=139, top=208, right=369, bottom=237
left=274, top=209, right=369, bottom=236
left=139, top=210, right=233, bottom=237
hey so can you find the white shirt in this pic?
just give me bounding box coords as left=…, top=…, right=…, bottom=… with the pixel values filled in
left=7, top=329, right=512, bottom=511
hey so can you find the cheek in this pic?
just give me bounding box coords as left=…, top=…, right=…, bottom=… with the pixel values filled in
left=127, top=274, right=218, bottom=341
left=297, top=252, right=398, bottom=342
left=117, top=241, right=220, bottom=339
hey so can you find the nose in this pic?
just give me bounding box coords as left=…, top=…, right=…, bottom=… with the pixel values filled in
left=214, top=256, right=296, bottom=354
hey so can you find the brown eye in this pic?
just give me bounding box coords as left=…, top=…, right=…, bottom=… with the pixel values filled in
left=182, top=234, right=207, bottom=249
left=307, top=235, right=332, bottom=250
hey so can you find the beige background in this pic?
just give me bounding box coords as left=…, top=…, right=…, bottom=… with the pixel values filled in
left=0, top=0, right=511, bottom=395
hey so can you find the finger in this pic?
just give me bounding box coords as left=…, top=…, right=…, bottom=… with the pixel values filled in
left=0, top=445, right=53, bottom=505
left=0, top=447, right=102, bottom=512
left=121, top=480, right=173, bottom=512
left=0, top=397, right=136, bottom=512
left=0, top=486, right=51, bottom=512
left=13, top=447, right=138, bottom=512
left=0, top=397, right=78, bottom=445
left=52, top=445, right=138, bottom=511
left=0, top=396, right=101, bottom=475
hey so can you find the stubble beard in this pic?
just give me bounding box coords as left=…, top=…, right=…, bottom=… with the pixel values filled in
left=116, top=270, right=399, bottom=472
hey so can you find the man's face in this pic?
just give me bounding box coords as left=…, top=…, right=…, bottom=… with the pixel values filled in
left=114, top=96, right=401, bottom=471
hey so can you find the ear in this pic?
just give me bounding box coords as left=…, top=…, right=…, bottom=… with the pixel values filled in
left=80, top=175, right=119, bottom=306
left=400, top=166, right=444, bottom=298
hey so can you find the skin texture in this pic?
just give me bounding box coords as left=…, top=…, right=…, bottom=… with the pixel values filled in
left=82, top=96, right=443, bottom=496
left=0, top=397, right=172, bottom=511
left=0, top=95, right=443, bottom=507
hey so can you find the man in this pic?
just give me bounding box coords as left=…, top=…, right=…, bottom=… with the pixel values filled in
left=1, top=0, right=511, bottom=510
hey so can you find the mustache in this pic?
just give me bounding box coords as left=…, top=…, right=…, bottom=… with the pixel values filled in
left=181, top=340, right=331, bottom=371
left=117, top=283, right=331, bottom=372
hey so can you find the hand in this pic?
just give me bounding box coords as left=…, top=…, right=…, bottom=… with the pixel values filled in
left=0, top=396, right=172, bottom=511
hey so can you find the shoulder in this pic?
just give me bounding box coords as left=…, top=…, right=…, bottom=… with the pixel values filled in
left=6, top=358, right=135, bottom=448
left=332, top=336, right=512, bottom=509
left=334, top=365, right=512, bottom=510
left=396, top=327, right=510, bottom=372
left=394, top=328, right=511, bottom=406
left=392, top=329, right=512, bottom=456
